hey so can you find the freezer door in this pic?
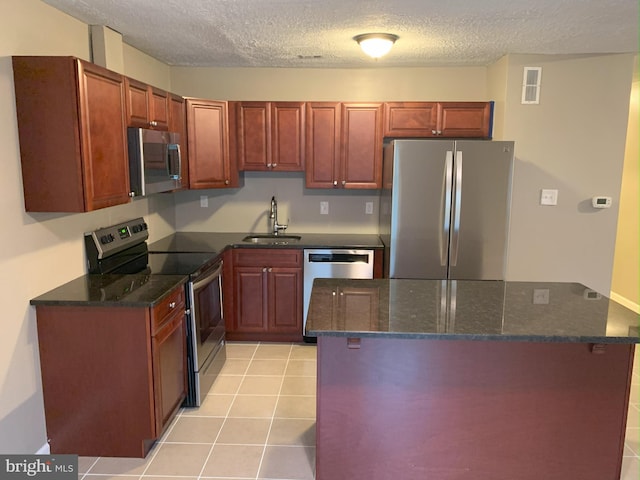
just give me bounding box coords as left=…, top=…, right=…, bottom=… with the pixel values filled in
left=448, top=141, right=513, bottom=280
left=388, top=140, right=454, bottom=278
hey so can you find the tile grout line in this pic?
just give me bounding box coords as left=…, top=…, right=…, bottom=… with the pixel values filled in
left=195, top=342, right=260, bottom=480
left=254, top=343, right=294, bottom=480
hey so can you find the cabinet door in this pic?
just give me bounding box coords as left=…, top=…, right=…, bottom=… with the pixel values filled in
left=124, top=78, right=150, bottom=128
left=77, top=60, right=131, bottom=210
left=271, top=102, right=305, bottom=171
left=438, top=102, right=492, bottom=138
left=169, top=93, right=189, bottom=186
left=341, top=103, right=383, bottom=189
left=234, top=266, right=268, bottom=332
left=186, top=98, right=235, bottom=188
left=305, top=102, right=341, bottom=188
left=151, top=310, right=187, bottom=436
left=149, top=87, right=170, bottom=130
left=338, top=287, right=380, bottom=331
left=237, top=102, right=270, bottom=170
left=383, top=102, right=438, bottom=137
left=268, top=267, right=302, bottom=333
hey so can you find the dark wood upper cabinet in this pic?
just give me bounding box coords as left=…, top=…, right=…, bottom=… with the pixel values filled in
left=438, top=102, right=492, bottom=138
left=305, top=102, right=383, bottom=189
left=12, top=56, right=130, bottom=212
left=186, top=98, right=238, bottom=189
left=340, top=103, right=383, bottom=189
left=124, top=77, right=170, bottom=130
left=305, top=102, right=342, bottom=188
left=236, top=101, right=305, bottom=171
left=383, top=102, right=438, bottom=137
left=384, top=101, right=493, bottom=139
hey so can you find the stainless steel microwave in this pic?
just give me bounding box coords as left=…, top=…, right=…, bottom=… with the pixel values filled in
left=127, top=127, right=182, bottom=197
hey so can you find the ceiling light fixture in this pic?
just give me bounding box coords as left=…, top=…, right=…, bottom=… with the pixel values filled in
left=354, top=33, right=399, bottom=59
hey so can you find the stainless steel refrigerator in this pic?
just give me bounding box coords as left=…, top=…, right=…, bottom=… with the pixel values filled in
left=379, top=139, right=514, bottom=279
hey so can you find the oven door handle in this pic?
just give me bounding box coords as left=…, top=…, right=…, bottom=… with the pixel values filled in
left=192, top=262, right=223, bottom=291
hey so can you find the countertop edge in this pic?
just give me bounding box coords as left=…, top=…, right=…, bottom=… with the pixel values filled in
left=305, top=330, right=640, bottom=344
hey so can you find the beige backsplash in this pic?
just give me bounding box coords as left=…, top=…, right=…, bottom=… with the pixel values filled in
left=173, top=171, right=380, bottom=234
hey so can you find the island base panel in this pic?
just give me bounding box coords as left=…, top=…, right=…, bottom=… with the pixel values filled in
left=316, top=336, right=633, bottom=480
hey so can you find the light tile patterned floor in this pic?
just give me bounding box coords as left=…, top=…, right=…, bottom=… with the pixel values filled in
left=78, top=342, right=317, bottom=480
left=77, top=341, right=640, bottom=480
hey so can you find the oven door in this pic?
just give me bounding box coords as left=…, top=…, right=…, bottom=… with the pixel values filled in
left=189, top=260, right=225, bottom=373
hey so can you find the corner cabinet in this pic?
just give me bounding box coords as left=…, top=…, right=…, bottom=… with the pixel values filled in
left=235, top=101, right=305, bottom=171
left=34, top=285, right=187, bottom=458
left=383, top=101, right=493, bottom=139
left=229, top=248, right=303, bottom=342
left=12, top=56, right=130, bottom=212
left=305, top=102, right=383, bottom=189
left=185, top=97, right=238, bottom=188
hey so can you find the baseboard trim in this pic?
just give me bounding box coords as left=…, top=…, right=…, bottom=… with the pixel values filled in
left=36, top=443, right=50, bottom=454
left=610, top=292, right=640, bottom=313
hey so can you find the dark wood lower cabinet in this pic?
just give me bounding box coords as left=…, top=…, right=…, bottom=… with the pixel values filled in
left=316, top=336, right=634, bottom=480
left=35, top=286, right=187, bottom=458
left=228, top=248, right=303, bottom=342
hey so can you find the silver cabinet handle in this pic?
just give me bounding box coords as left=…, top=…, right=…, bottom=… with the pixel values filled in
left=129, top=191, right=136, bottom=197
left=272, top=163, right=277, bottom=168
left=262, top=267, right=267, bottom=272
left=333, top=180, right=338, bottom=186
left=149, top=120, right=158, bottom=127
left=432, top=130, right=437, bottom=135
left=224, top=179, right=230, bottom=185
left=267, top=163, right=272, bottom=168
left=169, top=302, right=176, bottom=309
left=341, top=180, right=346, bottom=186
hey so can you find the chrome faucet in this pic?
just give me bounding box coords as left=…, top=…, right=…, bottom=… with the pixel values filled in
left=269, top=196, right=288, bottom=235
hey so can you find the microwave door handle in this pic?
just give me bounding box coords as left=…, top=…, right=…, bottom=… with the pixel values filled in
left=167, top=143, right=182, bottom=180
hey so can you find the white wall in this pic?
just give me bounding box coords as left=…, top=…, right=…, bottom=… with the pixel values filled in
left=0, top=0, right=176, bottom=453
left=611, top=61, right=639, bottom=311
left=501, top=54, right=634, bottom=295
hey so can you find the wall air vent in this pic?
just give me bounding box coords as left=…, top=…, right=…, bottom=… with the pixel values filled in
left=521, top=67, right=542, bottom=104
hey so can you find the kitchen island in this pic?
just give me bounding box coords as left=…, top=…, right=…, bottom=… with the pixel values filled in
left=305, top=279, right=639, bottom=480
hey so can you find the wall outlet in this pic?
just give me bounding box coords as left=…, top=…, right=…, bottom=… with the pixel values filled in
left=540, top=189, right=558, bottom=206
left=532, top=288, right=550, bottom=304
left=200, top=195, right=208, bottom=208
left=365, top=202, right=374, bottom=215
left=320, top=201, right=329, bottom=215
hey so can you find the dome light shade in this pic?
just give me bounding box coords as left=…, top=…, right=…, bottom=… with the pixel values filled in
left=354, top=33, right=399, bottom=59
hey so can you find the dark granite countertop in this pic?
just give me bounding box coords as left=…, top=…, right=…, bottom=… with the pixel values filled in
left=148, top=232, right=384, bottom=254
left=30, top=273, right=188, bottom=308
left=305, top=279, right=640, bottom=344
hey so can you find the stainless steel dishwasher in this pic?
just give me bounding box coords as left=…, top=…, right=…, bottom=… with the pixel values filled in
left=303, top=249, right=374, bottom=338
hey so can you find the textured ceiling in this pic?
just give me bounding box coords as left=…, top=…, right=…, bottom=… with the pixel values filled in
left=42, top=0, right=638, bottom=68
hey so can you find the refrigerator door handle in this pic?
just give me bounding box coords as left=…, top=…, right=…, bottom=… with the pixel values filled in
left=440, top=151, right=454, bottom=266
left=450, top=150, right=463, bottom=266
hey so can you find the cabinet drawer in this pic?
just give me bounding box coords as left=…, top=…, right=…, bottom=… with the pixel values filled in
left=151, top=287, right=185, bottom=335
left=233, top=248, right=302, bottom=268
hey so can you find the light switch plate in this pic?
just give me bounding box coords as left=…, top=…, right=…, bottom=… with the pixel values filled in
left=200, top=195, right=208, bottom=208
left=540, top=189, right=558, bottom=206
left=320, top=201, right=329, bottom=215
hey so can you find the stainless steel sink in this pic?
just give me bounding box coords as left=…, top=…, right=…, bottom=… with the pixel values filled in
left=242, top=234, right=301, bottom=245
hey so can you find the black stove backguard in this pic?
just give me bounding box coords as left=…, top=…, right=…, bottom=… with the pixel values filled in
left=85, top=217, right=149, bottom=274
